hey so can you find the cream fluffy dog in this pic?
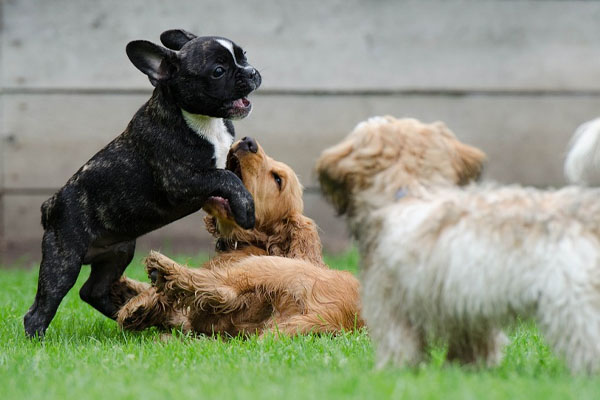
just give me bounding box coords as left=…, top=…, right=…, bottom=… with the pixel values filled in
left=565, top=117, right=600, bottom=186
left=316, top=116, right=600, bottom=373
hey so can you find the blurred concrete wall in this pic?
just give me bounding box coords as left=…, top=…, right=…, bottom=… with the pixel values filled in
left=1, top=0, right=600, bottom=263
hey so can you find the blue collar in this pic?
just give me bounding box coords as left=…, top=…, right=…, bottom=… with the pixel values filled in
left=395, top=188, right=408, bottom=200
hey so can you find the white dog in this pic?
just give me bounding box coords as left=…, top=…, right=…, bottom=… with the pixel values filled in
left=316, top=116, right=600, bottom=373
left=565, top=117, right=600, bottom=186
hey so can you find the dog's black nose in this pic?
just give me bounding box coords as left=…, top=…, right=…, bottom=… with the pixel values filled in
left=239, top=137, right=258, bottom=153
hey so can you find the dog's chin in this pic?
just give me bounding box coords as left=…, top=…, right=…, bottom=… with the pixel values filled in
left=225, top=97, right=252, bottom=120
left=182, top=97, right=252, bottom=119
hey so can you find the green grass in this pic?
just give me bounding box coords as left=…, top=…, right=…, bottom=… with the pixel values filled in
left=1, top=249, right=599, bottom=399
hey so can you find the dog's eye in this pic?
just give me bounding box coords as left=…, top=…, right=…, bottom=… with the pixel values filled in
left=212, top=66, right=226, bottom=78
left=272, top=172, right=282, bottom=189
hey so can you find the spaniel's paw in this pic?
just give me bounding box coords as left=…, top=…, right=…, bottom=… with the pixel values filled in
left=144, top=251, right=179, bottom=290
left=149, top=268, right=159, bottom=285
left=117, top=299, right=149, bottom=331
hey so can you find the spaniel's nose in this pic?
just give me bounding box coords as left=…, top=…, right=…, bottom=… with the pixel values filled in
left=239, top=137, right=258, bottom=153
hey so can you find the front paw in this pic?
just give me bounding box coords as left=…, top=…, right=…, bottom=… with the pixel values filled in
left=146, top=264, right=165, bottom=291
left=149, top=269, right=159, bottom=285
left=144, top=251, right=179, bottom=291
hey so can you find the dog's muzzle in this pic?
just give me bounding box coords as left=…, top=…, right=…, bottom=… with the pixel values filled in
left=238, top=137, right=258, bottom=154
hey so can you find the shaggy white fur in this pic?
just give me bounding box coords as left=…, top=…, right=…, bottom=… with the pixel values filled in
left=317, top=116, right=600, bottom=373
left=565, top=117, right=600, bottom=186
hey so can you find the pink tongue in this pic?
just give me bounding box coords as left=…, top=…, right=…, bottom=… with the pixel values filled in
left=233, top=99, right=245, bottom=108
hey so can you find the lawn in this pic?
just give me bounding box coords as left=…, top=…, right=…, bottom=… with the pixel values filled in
left=1, top=249, right=599, bottom=400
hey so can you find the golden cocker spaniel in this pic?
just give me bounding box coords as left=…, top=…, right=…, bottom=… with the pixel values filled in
left=112, top=137, right=363, bottom=337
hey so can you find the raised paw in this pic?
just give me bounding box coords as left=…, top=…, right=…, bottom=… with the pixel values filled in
left=145, top=264, right=165, bottom=291
left=149, top=269, right=158, bottom=285
left=144, top=250, right=181, bottom=291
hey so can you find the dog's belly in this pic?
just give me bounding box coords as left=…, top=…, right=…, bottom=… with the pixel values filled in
left=80, top=196, right=205, bottom=265
left=189, top=294, right=274, bottom=336
left=83, top=237, right=134, bottom=264
left=368, top=197, right=600, bottom=331
left=85, top=185, right=204, bottom=240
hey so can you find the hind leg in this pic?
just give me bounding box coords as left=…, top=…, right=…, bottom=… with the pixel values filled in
left=110, top=276, right=151, bottom=310
left=116, top=287, right=179, bottom=331
left=80, top=241, right=136, bottom=319
left=447, top=329, right=508, bottom=367
left=24, top=229, right=85, bottom=338
left=538, top=300, right=600, bottom=374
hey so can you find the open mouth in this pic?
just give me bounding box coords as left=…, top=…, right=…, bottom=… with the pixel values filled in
left=227, top=97, right=252, bottom=119
left=226, top=150, right=243, bottom=181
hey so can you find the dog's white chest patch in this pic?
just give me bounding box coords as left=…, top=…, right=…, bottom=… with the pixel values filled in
left=181, top=110, right=233, bottom=169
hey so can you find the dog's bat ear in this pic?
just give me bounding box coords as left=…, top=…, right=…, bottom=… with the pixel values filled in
left=126, top=40, right=178, bottom=87
left=160, top=29, right=197, bottom=50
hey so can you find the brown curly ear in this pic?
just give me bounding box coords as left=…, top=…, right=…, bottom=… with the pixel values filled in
left=204, top=215, right=219, bottom=238
left=453, top=141, right=486, bottom=185
left=266, top=214, right=326, bottom=267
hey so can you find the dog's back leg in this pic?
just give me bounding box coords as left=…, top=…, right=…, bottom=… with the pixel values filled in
left=116, top=287, right=185, bottom=331
left=110, top=276, right=151, bottom=310
left=24, top=229, right=85, bottom=338
left=538, top=296, right=600, bottom=374
left=80, top=241, right=136, bottom=319
left=446, top=329, right=509, bottom=367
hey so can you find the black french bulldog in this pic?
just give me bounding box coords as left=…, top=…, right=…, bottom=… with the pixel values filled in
left=23, top=29, right=261, bottom=338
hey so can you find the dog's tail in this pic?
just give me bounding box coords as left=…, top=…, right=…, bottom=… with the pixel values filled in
left=564, top=117, right=600, bottom=186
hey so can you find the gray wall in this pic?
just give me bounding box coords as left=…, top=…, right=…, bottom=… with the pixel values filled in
left=2, top=0, right=600, bottom=263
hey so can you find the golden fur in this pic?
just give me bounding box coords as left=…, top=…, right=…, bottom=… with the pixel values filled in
left=316, top=116, right=600, bottom=373
left=112, top=139, right=363, bottom=336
